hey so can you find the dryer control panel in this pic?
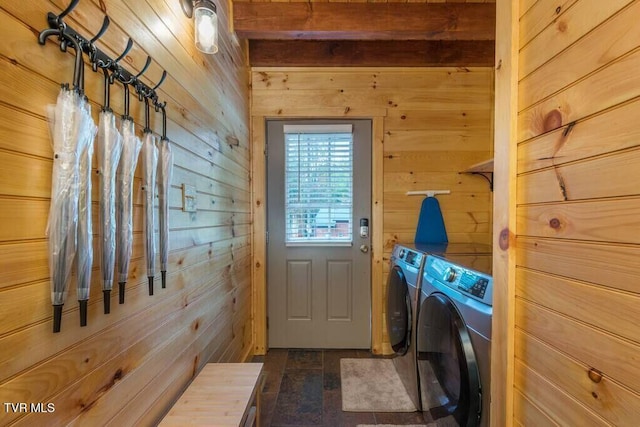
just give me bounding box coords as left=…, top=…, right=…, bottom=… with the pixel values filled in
left=425, top=255, right=493, bottom=306
left=458, top=272, right=489, bottom=299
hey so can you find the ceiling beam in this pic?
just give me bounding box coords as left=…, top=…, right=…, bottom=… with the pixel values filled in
left=249, top=40, right=495, bottom=67
left=233, top=3, right=496, bottom=41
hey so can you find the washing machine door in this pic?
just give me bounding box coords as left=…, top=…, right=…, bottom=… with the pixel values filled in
left=386, top=265, right=412, bottom=356
left=417, top=293, right=481, bottom=427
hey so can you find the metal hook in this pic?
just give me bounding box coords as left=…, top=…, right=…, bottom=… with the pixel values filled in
left=113, top=38, right=133, bottom=65
left=152, top=70, right=167, bottom=91
left=135, top=56, right=152, bottom=79
left=85, top=16, right=109, bottom=71
left=66, top=35, right=84, bottom=92
left=157, top=102, right=168, bottom=140
left=89, top=15, right=110, bottom=44
left=102, top=67, right=112, bottom=111
left=38, top=28, right=63, bottom=46
left=143, top=96, right=152, bottom=133
left=58, top=0, right=80, bottom=20
left=110, top=38, right=134, bottom=84
left=122, top=83, right=132, bottom=120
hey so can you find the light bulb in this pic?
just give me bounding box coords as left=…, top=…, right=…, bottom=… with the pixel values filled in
left=194, top=6, right=218, bottom=54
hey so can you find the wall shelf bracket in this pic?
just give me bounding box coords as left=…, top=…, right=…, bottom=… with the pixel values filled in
left=462, top=158, right=494, bottom=192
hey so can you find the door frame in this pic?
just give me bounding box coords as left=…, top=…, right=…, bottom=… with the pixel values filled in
left=251, top=112, right=386, bottom=355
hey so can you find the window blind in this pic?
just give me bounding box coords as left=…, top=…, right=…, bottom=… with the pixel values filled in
left=283, top=125, right=353, bottom=244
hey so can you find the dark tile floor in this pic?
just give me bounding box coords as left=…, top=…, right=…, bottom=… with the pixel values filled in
left=251, top=349, right=427, bottom=427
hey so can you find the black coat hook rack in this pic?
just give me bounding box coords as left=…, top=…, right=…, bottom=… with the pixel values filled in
left=37, top=2, right=168, bottom=117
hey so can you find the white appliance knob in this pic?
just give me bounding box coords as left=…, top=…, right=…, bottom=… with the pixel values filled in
left=443, top=267, right=457, bottom=282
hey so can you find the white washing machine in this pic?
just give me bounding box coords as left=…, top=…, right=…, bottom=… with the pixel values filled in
left=417, top=254, right=493, bottom=426
left=386, top=243, right=426, bottom=410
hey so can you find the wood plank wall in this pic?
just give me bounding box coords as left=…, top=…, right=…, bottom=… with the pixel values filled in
left=0, top=0, right=251, bottom=425
left=250, top=67, right=494, bottom=354
left=235, top=0, right=495, bottom=3
left=511, top=0, right=640, bottom=424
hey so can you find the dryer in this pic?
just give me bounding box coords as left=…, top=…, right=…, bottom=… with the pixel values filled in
left=417, top=254, right=493, bottom=426
left=386, top=243, right=426, bottom=410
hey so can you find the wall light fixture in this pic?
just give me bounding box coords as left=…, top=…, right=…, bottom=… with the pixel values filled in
left=180, top=0, right=218, bottom=54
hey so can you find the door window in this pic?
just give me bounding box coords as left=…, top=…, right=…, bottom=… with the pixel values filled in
left=283, top=124, right=353, bottom=245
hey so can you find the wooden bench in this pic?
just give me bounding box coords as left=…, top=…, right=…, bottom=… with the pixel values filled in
left=160, top=363, right=264, bottom=426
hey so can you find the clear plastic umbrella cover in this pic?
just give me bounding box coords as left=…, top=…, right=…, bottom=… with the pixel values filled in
left=76, top=100, right=97, bottom=326
left=98, top=110, right=123, bottom=314
left=142, top=132, right=159, bottom=295
left=116, top=118, right=142, bottom=304
left=157, top=138, right=173, bottom=289
left=46, top=88, right=86, bottom=333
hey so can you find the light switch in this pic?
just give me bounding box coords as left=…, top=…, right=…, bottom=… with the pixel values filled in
left=182, top=184, right=197, bottom=212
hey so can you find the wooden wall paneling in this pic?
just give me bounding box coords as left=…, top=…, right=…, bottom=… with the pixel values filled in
left=234, top=0, right=496, bottom=2
left=371, top=117, right=385, bottom=355
left=518, top=0, right=580, bottom=49
left=519, top=0, right=540, bottom=18
left=81, top=303, right=235, bottom=425
left=384, top=129, right=492, bottom=152
left=383, top=171, right=488, bottom=194
left=0, top=0, right=251, bottom=423
left=11, top=270, right=235, bottom=426
left=101, top=258, right=251, bottom=426
left=250, top=116, right=267, bottom=355
left=517, top=198, right=640, bottom=244
left=517, top=97, right=640, bottom=173
left=515, top=329, right=640, bottom=425
left=518, top=38, right=640, bottom=142
left=492, top=0, right=519, bottom=425
left=0, top=242, right=242, bottom=399
left=511, top=0, right=640, bottom=423
left=513, top=389, right=559, bottom=427
left=518, top=0, right=634, bottom=80
left=517, top=299, right=640, bottom=392
left=517, top=148, right=640, bottom=204
left=384, top=211, right=491, bottom=234
left=383, top=231, right=492, bottom=252
left=514, top=359, right=610, bottom=426
left=519, top=1, right=640, bottom=111
left=384, top=192, right=493, bottom=214
left=516, top=237, right=640, bottom=293
left=516, top=268, right=640, bottom=344
left=251, top=67, right=494, bottom=91
left=251, top=90, right=493, bottom=113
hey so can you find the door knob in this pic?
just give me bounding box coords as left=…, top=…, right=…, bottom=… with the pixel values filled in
left=360, top=244, right=369, bottom=253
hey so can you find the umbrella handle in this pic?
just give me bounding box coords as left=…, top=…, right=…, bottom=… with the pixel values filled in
left=79, top=300, right=88, bottom=327
left=53, top=305, right=63, bottom=333
left=103, top=290, right=111, bottom=314
left=119, top=282, right=126, bottom=304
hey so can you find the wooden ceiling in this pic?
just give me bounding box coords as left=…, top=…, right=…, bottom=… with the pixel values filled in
left=232, top=1, right=496, bottom=67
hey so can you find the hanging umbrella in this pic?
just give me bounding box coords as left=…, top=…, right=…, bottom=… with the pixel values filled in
left=44, top=33, right=86, bottom=333
left=142, top=128, right=158, bottom=296
left=76, top=93, right=97, bottom=327
left=156, top=105, right=173, bottom=289
left=116, top=109, right=142, bottom=304
left=97, top=68, right=123, bottom=314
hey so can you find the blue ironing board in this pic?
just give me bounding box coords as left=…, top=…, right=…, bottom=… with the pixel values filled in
left=414, top=196, right=448, bottom=244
